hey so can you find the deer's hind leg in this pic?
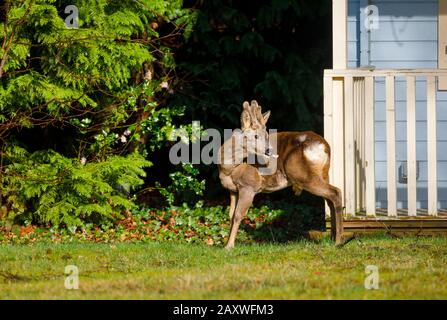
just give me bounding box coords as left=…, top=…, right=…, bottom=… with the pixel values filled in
left=229, top=191, right=238, bottom=220
left=302, top=178, right=344, bottom=244
left=226, top=188, right=255, bottom=249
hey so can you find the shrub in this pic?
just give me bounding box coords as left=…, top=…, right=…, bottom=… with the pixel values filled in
left=156, top=163, right=205, bottom=207
left=1, top=146, right=151, bottom=228
left=0, top=0, right=197, bottom=228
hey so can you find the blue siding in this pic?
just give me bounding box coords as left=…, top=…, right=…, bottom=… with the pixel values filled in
left=348, top=0, right=447, bottom=209
left=348, top=0, right=360, bottom=67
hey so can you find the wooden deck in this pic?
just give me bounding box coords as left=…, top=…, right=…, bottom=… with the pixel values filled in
left=353, top=208, right=447, bottom=218
left=326, top=209, right=447, bottom=236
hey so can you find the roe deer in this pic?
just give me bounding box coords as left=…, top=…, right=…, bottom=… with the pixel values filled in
left=218, top=100, right=344, bottom=248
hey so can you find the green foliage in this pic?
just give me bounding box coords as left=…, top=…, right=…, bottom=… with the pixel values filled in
left=156, top=163, right=205, bottom=207
left=1, top=0, right=332, bottom=232
left=0, top=200, right=323, bottom=245
left=1, top=146, right=151, bottom=228
left=0, top=0, right=197, bottom=154
left=0, top=0, right=199, bottom=227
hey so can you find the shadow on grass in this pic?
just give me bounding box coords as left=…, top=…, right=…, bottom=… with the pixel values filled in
left=241, top=189, right=326, bottom=244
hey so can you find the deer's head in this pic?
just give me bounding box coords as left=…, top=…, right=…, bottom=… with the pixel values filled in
left=239, top=100, right=273, bottom=159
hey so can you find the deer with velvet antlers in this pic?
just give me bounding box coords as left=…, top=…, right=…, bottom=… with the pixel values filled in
left=218, top=100, right=344, bottom=248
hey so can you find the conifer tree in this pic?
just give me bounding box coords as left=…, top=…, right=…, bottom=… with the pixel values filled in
left=0, top=0, right=196, bottom=226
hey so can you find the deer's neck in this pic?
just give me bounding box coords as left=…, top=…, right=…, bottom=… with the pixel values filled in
left=218, top=134, right=274, bottom=175
left=218, top=135, right=247, bottom=173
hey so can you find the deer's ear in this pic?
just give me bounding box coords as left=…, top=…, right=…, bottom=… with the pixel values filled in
left=262, top=110, right=271, bottom=124
left=241, top=110, right=251, bottom=130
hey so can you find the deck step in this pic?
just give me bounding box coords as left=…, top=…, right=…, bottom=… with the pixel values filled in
left=326, top=218, right=447, bottom=236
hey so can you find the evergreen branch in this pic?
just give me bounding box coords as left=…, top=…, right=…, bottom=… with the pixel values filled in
left=0, top=0, right=34, bottom=78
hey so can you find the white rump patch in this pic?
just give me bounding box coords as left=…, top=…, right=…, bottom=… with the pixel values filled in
left=303, top=143, right=328, bottom=164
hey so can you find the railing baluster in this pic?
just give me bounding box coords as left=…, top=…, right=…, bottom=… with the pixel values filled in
left=365, top=76, right=376, bottom=217
left=361, top=78, right=366, bottom=212
left=323, top=76, right=334, bottom=218
left=355, top=78, right=362, bottom=213
left=332, top=78, right=345, bottom=216
left=427, top=76, right=438, bottom=216
left=386, top=75, right=397, bottom=217
left=406, top=76, right=417, bottom=216
left=344, top=76, right=356, bottom=215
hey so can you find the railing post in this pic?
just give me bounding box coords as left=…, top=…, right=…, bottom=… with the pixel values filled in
left=427, top=76, right=438, bottom=216
left=386, top=75, right=397, bottom=217
left=355, top=78, right=364, bottom=213
left=439, top=0, right=447, bottom=89
left=324, top=75, right=334, bottom=218
left=364, top=76, right=376, bottom=217
left=360, top=78, right=366, bottom=212
left=406, top=76, right=417, bottom=216
left=332, top=0, right=347, bottom=70
left=344, top=76, right=356, bottom=215
left=331, top=0, right=347, bottom=218
left=330, top=77, right=346, bottom=217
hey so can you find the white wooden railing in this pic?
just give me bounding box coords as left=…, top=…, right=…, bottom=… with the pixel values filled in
left=324, top=69, right=447, bottom=218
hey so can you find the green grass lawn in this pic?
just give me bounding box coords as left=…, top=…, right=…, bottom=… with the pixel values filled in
left=0, top=235, right=446, bottom=299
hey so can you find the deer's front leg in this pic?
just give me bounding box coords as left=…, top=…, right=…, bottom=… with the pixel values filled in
left=225, top=188, right=255, bottom=249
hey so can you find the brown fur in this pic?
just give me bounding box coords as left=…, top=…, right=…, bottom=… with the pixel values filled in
left=218, top=130, right=344, bottom=248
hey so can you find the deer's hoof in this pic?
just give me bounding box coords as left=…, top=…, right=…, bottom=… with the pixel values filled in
left=335, top=232, right=355, bottom=247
